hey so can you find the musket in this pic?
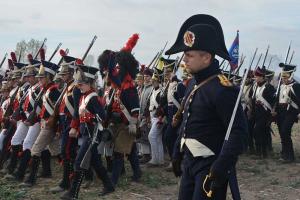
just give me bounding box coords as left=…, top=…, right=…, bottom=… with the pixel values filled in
left=274, top=41, right=292, bottom=101
left=261, top=45, right=270, bottom=67
left=11, top=86, right=31, bottom=120
left=203, top=65, right=251, bottom=200
left=254, top=53, right=262, bottom=69
left=174, top=53, right=184, bottom=73
left=82, top=35, right=97, bottom=61
left=284, top=41, right=292, bottom=64
left=289, top=50, right=295, bottom=64
left=3, top=86, right=20, bottom=118
left=233, top=54, right=243, bottom=74
left=153, top=41, right=168, bottom=69
left=48, top=43, right=62, bottom=62
left=0, top=53, right=8, bottom=68
left=219, top=59, right=225, bottom=68
left=34, top=38, right=47, bottom=59
left=57, top=48, right=69, bottom=66
left=103, top=88, right=116, bottom=127
left=80, top=114, right=103, bottom=170
left=46, top=84, right=68, bottom=129
left=25, top=88, right=45, bottom=126
left=223, top=62, right=230, bottom=72
left=18, top=47, right=25, bottom=62
left=235, top=55, right=246, bottom=75
left=267, top=57, right=273, bottom=69
left=147, top=52, right=159, bottom=69
left=249, top=48, right=258, bottom=70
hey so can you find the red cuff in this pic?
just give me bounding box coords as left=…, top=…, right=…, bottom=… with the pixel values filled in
left=70, top=119, right=80, bottom=130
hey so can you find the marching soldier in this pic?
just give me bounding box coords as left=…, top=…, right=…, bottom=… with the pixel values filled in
left=60, top=65, right=114, bottom=199
left=252, top=66, right=275, bottom=158
left=0, top=81, right=11, bottom=168
left=4, top=60, right=40, bottom=179
left=138, top=68, right=153, bottom=164
left=11, top=59, right=43, bottom=181
left=242, top=70, right=255, bottom=153
left=22, top=60, right=61, bottom=186
left=147, top=73, right=164, bottom=166
left=275, top=63, right=300, bottom=162
left=162, top=57, right=186, bottom=170
left=0, top=59, right=25, bottom=174
left=168, top=14, right=247, bottom=199
left=50, top=52, right=81, bottom=193
left=98, top=34, right=142, bottom=186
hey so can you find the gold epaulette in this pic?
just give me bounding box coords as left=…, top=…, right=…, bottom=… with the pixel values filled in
left=217, top=74, right=232, bottom=87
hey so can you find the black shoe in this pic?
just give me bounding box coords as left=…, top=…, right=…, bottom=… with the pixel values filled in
left=131, top=171, right=142, bottom=182
left=60, top=191, right=73, bottom=200
left=61, top=170, right=84, bottom=199
left=139, top=155, right=151, bottom=164
left=99, top=187, right=115, bottom=196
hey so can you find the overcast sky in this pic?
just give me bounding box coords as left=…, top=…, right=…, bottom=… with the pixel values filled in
left=0, top=0, right=299, bottom=75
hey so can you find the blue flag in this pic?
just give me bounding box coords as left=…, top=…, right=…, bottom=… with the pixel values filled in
left=228, top=30, right=239, bottom=70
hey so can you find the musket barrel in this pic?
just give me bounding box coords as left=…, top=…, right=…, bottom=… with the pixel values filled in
left=82, top=35, right=98, bottom=61
left=48, top=43, right=62, bottom=61
left=249, top=48, right=258, bottom=70
left=34, top=38, right=47, bottom=59
left=262, top=45, right=270, bottom=67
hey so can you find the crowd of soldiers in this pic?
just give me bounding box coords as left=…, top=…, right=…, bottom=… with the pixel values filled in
left=0, top=14, right=298, bottom=200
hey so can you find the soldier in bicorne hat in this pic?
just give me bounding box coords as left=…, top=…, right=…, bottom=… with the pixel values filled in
left=166, top=14, right=248, bottom=199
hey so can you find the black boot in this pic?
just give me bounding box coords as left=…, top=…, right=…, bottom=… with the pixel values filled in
left=82, top=168, right=93, bottom=189
left=128, top=146, right=142, bottom=182
left=61, top=160, right=72, bottom=189
left=6, top=145, right=22, bottom=174
left=94, top=165, right=114, bottom=196
left=50, top=160, right=72, bottom=193
left=60, top=170, right=84, bottom=200
left=111, top=155, right=124, bottom=185
left=105, top=156, right=113, bottom=173
left=14, top=149, right=31, bottom=181
left=40, top=150, right=52, bottom=178
left=22, top=156, right=40, bottom=187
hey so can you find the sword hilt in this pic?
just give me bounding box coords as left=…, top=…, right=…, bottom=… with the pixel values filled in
left=203, top=173, right=214, bottom=198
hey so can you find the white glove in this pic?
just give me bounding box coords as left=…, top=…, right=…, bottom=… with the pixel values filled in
left=69, top=128, right=78, bottom=138
left=128, top=118, right=138, bottom=135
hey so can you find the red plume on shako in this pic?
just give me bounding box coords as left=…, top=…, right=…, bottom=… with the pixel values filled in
left=75, top=59, right=84, bottom=65
left=10, top=52, right=17, bottom=63
left=8, top=59, right=14, bottom=70
left=121, top=33, right=139, bottom=52
left=39, top=48, right=45, bottom=61
left=27, top=54, right=33, bottom=63
left=59, top=49, right=67, bottom=57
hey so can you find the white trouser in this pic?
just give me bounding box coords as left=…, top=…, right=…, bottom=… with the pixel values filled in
left=0, top=129, right=7, bottom=151
left=23, top=122, right=41, bottom=151
left=148, top=117, right=164, bottom=164
left=11, top=121, right=29, bottom=146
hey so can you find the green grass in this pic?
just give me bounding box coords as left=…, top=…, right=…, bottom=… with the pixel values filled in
left=0, top=180, right=27, bottom=200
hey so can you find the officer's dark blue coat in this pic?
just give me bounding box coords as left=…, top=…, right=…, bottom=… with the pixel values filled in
left=173, top=59, right=248, bottom=172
